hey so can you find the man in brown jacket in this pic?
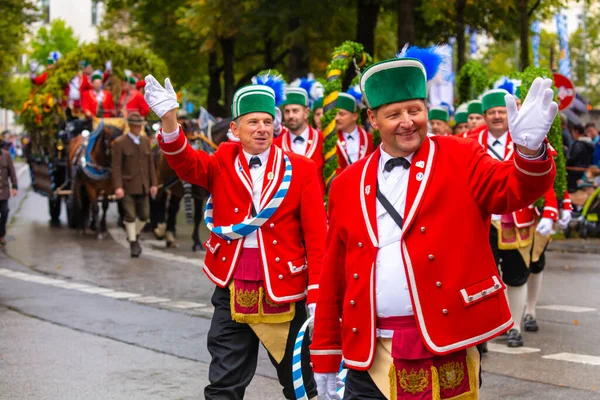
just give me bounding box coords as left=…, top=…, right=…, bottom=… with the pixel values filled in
left=0, top=137, right=18, bottom=246
left=111, top=112, right=158, bottom=257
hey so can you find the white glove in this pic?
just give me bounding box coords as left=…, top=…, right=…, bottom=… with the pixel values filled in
left=536, top=217, right=554, bottom=236
left=144, top=75, right=179, bottom=118
left=29, top=60, right=39, bottom=73
left=506, top=77, right=558, bottom=151
left=314, top=372, right=341, bottom=400
left=105, top=60, right=112, bottom=71
left=308, top=303, right=316, bottom=318
left=557, top=210, right=572, bottom=230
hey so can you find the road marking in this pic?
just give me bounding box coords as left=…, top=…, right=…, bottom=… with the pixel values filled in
left=543, top=353, right=600, bottom=366
left=130, top=296, right=172, bottom=304
left=163, top=301, right=208, bottom=309
left=487, top=343, right=541, bottom=354
left=0, top=268, right=209, bottom=314
left=537, top=305, right=597, bottom=313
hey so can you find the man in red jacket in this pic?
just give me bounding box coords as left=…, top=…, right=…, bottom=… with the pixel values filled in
left=144, top=75, right=326, bottom=400
left=335, top=92, right=374, bottom=174
left=310, top=53, right=558, bottom=399
left=81, top=71, right=115, bottom=119
left=275, top=87, right=325, bottom=194
left=119, top=75, right=150, bottom=117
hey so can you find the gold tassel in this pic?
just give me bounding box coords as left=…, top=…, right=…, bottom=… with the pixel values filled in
left=432, top=366, right=441, bottom=400
left=388, top=363, right=397, bottom=400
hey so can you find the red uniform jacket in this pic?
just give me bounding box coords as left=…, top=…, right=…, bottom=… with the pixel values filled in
left=336, top=127, right=375, bottom=174
left=81, top=89, right=115, bottom=118
left=31, top=71, right=48, bottom=86
left=469, top=127, right=559, bottom=225
left=120, top=90, right=150, bottom=117
left=273, top=126, right=325, bottom=194
left=158, top=128, right=327, bottom=304
left=310, top=136, right=555, bottom=372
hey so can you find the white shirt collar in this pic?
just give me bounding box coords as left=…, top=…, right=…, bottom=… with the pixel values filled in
left=343, top=126, right=359, bottom=139
left=127, top=132, right=140, bottom=145
left=489, top=131, right=508, bottom=146
left=242, top=147, right=270, bottom=168
left=291, top=125, right=309, bottom=141
left=379, top=145, right=414, bottom=173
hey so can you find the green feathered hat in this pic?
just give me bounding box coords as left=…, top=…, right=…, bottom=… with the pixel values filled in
left=467, top=100, right=483, bottom=116
left=91, top=70, right=103, bottom=81
left=429, top=106, right=449, bottom=122
left=482, top=89, right=509, bottom=112
left=281, top=87, right=309, bottom=108
left=336, top=92, right=358, bottom=113
left=231, top=85, right=276, bottom=119
left=312, top=97, right=323, bottom=110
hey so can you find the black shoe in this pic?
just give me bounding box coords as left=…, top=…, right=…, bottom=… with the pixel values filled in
left=481, top=342, right=488, bottom=354
left=507, top=328, right=524, bottom=347
left=524, top=314, right=539, bottom=332
left=130, top=240, right=142, bottom=258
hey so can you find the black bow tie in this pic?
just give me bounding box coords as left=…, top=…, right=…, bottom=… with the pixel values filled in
left=384, top=157, right=410, bottom=172
left=248, top=156, right=262, bottom=169
left=492, top=140, right=501, bottom=146
left=346, top=134, right=355, bottom=141
left=293, top=135, right=305, bottom=144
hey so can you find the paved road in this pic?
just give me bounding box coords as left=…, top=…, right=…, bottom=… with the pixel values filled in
left=1, top=165, right=599, bottom=399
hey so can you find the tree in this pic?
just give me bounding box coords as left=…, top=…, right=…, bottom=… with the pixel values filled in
left=0, top=75, right=31, bottom=112
left=30, top=19, right=80, bottom=65
left=356, top=0, right=381, bottom=56
left=0, top=0, right=38, bottom=76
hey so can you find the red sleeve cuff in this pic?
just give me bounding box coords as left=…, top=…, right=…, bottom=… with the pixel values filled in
left=307, top=285, right=319, bottom=304
left=158, top=127, right=188, bottom=155
left=309, top=351, right=343, bottom=373
left=542, top=207, right=559, bottom=221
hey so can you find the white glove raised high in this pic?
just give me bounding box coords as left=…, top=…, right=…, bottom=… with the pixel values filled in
left=506, top=77, right=559, bottom=151
left=557, top=210, right=572, bottom=230
left=144, top=75, right=179, bottom=118
left=536, top=217, right=554, bottom=236
left=314, top=372, right=341, bottom=400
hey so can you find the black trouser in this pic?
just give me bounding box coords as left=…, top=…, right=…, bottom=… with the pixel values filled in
left=0, top=200, right=8, bottom=238
left=205, top=286, right=317, bottom=400
left=344, top=369, right=386, bottom=399
left=489, top=225, right=530, bottom=287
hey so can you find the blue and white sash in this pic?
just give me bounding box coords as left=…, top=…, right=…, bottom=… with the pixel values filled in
left=204, top=150, right=292, bottom=241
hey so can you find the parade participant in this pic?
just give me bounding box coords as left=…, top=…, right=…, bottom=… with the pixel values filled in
left=428, top=106, right=450, bottom=136
left=66, top=61, right=112, bottom=110
left=467, top=99, right=485, bottom=132
left=144, top=75, right=326, bottom=400
left=311, top=97, right=324, bottom=130
left=120, top=74, right=150, bottom=117
left=275, top=87, right=325, bottom=193
left=29, top=51, right=61, bottom=86
left=310, top=48, right=557, bottom=399
left=470, top=88, right=560, bottom=347
left=111, top=112, right=158, bottom=257
left=335, top=92, right=374, bottom=174
left=454, top=103, right=469, bottom=136
left=81, top=70, right=116, bottom=119
left=0, top=136, right=18, bottom=246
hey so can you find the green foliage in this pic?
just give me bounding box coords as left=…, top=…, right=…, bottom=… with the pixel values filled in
left=0, top=75, right=32, bottom=112
left=0, top=0, right=38, bottom=75
left=457, top=60, right=488, bottom=104
left=321, top=41, right=373, bottom=188
left=517, top=66, right=567, bottom=203
left=30, top=19, right=79, bottom=65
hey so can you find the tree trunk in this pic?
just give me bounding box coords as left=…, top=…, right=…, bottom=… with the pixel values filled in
left=397, top=0, right=415, bottom=50
left=356, top=0, right=380, bottom=56
left=288, top=17, right=309, bottom=80
left=206, top=51, right=224, bottom=117
left=455, top=0, right=467, bottom=72
left=519, top=0, right=529, bottom=70
left=265, top=38, right=274, bottom=69
left=220, top=37, right=235, bottom=117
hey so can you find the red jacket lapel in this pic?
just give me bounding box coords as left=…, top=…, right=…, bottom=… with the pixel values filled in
left=260, top=146, right=284, bottom=208
left=360, top=148, right=380, bottom=247
left=403, top=137, right=435, bottom=233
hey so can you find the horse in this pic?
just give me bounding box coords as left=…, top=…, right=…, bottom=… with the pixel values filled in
left=68, top=120, right=123, bottom=238
left=151, top=116, right=230, bottom=250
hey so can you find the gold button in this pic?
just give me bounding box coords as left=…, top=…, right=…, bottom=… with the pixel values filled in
left=353, top=273, right=359, bottom=279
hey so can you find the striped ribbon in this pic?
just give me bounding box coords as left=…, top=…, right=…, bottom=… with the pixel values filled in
left=204, top=154, right=292, bottom=241
left=293, top=316, right=347, bottom=400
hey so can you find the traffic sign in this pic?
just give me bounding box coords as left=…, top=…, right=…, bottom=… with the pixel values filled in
left=552, top=73, right=575, bottom=111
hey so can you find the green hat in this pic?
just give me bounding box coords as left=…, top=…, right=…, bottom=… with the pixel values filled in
left=360, top=58, right=427, bottom=109
left=125, top=76, right=137, bottom=85
left=231, top=85, right=276, bottom=119
left=482, top=89, right=509, bottom=112
left=312, top=97, right=323, bottom=110
left=467, top=100, right=483, bottom=116
left=454, top=104, right=468, bottom=124
left=282, top=87, right=309, bottom=107
left=81, top=60, right=91, bottom=68
left=337, top=93, right=358, bottom=113
left=91, top=70, right=103, bottom=81
left=515, top=86, right=521, bottom=100
left=429, top=106, right=449, bottom=122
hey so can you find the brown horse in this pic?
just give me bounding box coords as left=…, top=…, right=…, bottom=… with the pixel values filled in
left=68, top=121, right=123, bottom=237
left=151, top=117, right=231, bottom=250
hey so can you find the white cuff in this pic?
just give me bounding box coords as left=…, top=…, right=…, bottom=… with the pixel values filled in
left=516, top=143, right=547, bottom=160
left=161, top=125, right=181, bottom=143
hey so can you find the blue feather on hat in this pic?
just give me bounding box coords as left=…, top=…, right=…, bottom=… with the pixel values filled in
left=252, top=71, right=286, bottom=106
left=497, top=78, right=515, bottom=95
left=397, top=44, right=446, bottom=83
left=347, top=85, right=363, bottom=103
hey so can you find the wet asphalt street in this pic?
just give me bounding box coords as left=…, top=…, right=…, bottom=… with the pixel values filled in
left=1, top=164, right=600, bottom=399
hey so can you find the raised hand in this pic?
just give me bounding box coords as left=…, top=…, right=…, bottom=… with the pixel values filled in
left=506, top=77, right=558, bottom=152
left=144, top=75, right=179, bottom=118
